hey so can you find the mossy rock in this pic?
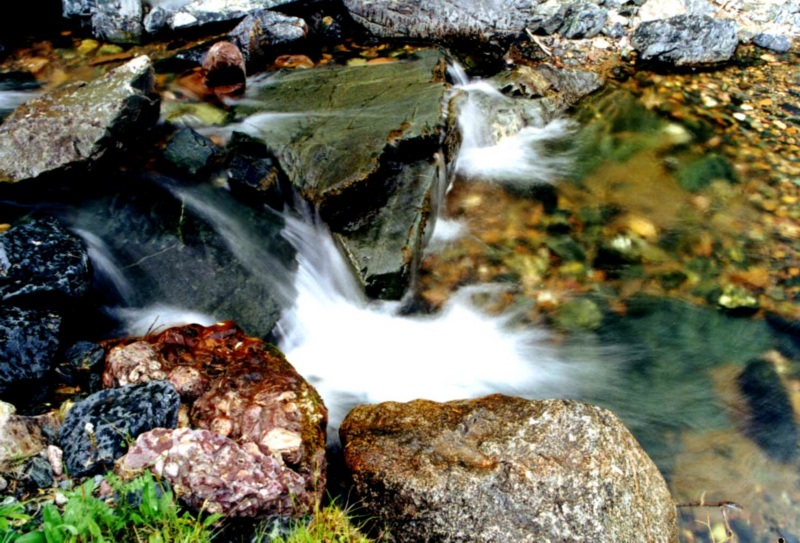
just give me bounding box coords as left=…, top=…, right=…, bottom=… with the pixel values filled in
left=553, top=298, right=604, bottom=332
left=675, top=153, right=737, bottom=192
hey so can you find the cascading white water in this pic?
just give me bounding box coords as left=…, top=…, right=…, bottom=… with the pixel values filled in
left=275, top=213, right=617, bottom=439
left=450, top=67, right=576, bottom=186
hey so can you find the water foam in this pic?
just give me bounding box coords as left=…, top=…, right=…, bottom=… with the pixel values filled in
left=276, top=214, right=613, bottom=438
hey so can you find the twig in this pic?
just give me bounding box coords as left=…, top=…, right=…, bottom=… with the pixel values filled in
left=525, top=28, right=552, bottom=57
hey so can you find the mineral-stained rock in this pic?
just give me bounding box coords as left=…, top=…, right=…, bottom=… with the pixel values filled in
left=0, top=306, right=61, bottom=402
left=632, top=15, right=738, bottom=66
left=0, top=402, right=61, bottom=471
left=229, top=10, right=308, bottom=65
left=340, top=395, right=677, bottom=543
left=0, top=217, right=91, bottom=304
left=234, top=49, right=450, bottom=298
left=117, top=427, right=310, bottom=516
left=102, top=322, right=327, bottom=503
left=55, top=341, right=106, bottom=392
left=0, top=56, right=159, bottom=183
left=202, top=41, right=246, bottom=90
left=58, top=380, right=180, bottom=477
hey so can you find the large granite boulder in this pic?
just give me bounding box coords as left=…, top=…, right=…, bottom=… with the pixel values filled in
left=0, top=306, right=61, bottom=403
left=0, top=217, right=91, bottom=304
left=234, top=49, right=451, bottom=298
left=632, top=15, right=738, bottom=66
left=58, top=380, right=181, bottom=477
left=340, top=395, right=677, bottom=542
left=104, top=322, right=327, bottom=514
left=0, top=56, right=159, bottom=183
left=341, top=0, right=554, bottom=43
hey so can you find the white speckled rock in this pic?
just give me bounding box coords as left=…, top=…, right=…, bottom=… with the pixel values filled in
left=117, top=427, right=309, bottom=517
left=341, top=395, right=677, bottom=543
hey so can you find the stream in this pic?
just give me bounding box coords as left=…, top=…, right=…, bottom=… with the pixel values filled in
left=1, top=29, right=799, bottom=543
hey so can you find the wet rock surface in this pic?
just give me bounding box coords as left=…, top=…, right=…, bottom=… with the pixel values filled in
left=0, top=56, right=159, bottom=183
left=58, top=380, right=181, bottom=477
left=340, top=395, right=677, bottom=542
left=559, top=1, right=608, bottom=39
left=162, top=126, right=219, bottom=177
left=72, top=177, right=293, bottom=337
left=91, top=0, right=143, bottom=43
left=0, top=306, right=61, bottom=403
left=229, top=10, right=308, bottom=65
left=117, top=427, right=310, bottom=516
left=0, top=217, right=91, bottom=304
left=234, top=49, right=450, bottom=298
left=632, top=14, right=739, bottom=66
left=738, top=357, right=799, bottom=462
left=103, top=322, right=327, bottom=512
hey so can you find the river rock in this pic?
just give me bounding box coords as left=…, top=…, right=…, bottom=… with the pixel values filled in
left=234, top=49, right=451, bottom=299
left=340, top=395, right=677, bottom=543
left=632, top=15, right=738, bottom=66
left=54, top=341, right=106, bottom=392
left=753, top=32, right=792, bottom=53
left=0, top=403, right=61, bottom=471
left=0, top=306, right=61, bottom=403
left=117, top=427, right=310, bottom=516
left=202, top=41, right=246, bottom=91
left=225, top=132, right=289, bottom=208
left=91, top=0, right=143, bottom=43
left=144, top=0, right=294, bottom=35
left=0, top=217, right=91, bottom=304
left=342, top=0, right=555, bottom=43
left=63, top=0, right=95, bottom=18
left=738, top=358, right=799, bottom=462
left=102, top=322, right=327, bottom=500
left=0, top=56, right=159, bottom=183
left=58, top=380, right=181, bottom=477
left=229, top=10, right=308, bottom=65
left=162, top=126, right=219, bottom=177
left=559, top=1, right=608, bottom=39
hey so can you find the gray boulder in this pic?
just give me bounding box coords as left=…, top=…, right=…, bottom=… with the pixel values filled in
left=144, top=0, right=293, bottom=34
left=234, top=49, right=451, bottom=299
left=341, top=395, right=677, bottom=543
left=0, top=56, right=159, bottom=183
left=92, top=0, right=144, bottom=43
left=63, top=0, right=95, bottom=18
left=229, top=10, right=308, bottom=64
left=559, top=1, right=608, bottom=39
left=0, top=306, right=61, bottom=402
left=0, top=217, right=91, bottom=304
left=58, top=380, right=180, bottom=477
left=632, top=14, right=738, bottom=66
left=341, top=0, right=552, bottom=42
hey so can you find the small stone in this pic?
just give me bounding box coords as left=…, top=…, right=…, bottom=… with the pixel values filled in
left=203, top=42, right=246, bottom=91
left=753, top=33, right=792, bottom=54
left=553, top=297, right=604, bottom=331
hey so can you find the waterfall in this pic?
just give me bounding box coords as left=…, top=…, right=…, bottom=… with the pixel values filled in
left=275, top=212, right=617, bottom=438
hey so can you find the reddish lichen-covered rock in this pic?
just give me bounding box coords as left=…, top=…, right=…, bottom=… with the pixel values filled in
left=117, top=427, right=309, bottom=516
left=103, top=321, right=327, bottom=516
left=202, top=41, right=246, bottom=93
